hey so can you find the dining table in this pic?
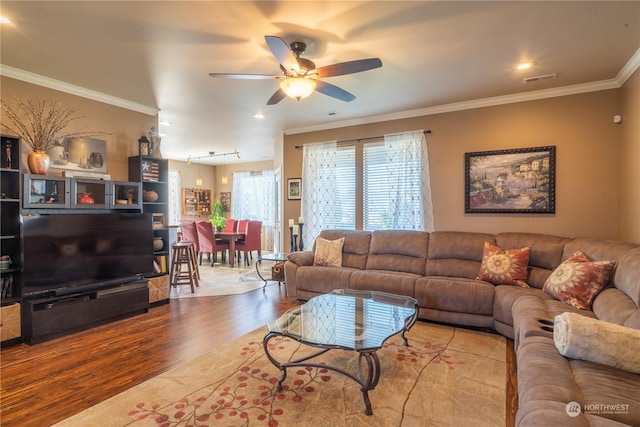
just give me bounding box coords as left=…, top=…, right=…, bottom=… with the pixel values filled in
left=214, top=231, right=244, bottom=267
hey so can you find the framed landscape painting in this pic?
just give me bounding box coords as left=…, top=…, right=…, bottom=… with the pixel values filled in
left=287, top=178, right=301, bottom=200
left=465, top=146, right=556, bottom=214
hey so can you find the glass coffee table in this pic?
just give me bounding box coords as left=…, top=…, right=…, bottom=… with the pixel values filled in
left=264, top=289, right=418, bottom=415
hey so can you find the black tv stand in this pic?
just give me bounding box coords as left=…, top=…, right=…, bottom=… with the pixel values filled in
left=23, top=281, right=149, bottom=344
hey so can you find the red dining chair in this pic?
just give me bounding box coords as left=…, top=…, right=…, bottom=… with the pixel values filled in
left=179, top=221, right=199, bottom=252
left=195, top=220, right=230, bottom=266
left=178, top=221, right=201, bottom=279
left=235, top=220, right=262, bottom=265
left=223, top=218, right=237, bottom=233
left=236, top=219, right=249, bottom=234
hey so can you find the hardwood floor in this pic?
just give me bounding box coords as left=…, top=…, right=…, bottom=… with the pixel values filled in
left=1, top=285, right=517, bottom=426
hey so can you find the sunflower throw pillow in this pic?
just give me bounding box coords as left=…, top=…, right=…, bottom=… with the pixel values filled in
left=543, top=251, right=615, bottom=310
left=477, top=242, right=531, bottom=287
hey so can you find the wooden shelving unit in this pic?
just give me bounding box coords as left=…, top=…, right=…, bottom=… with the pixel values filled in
left=129, top=155, right=170, bottom=305
left=182, top=187, right=211, bottom=216
left=1, top=135, right=22, bottom=345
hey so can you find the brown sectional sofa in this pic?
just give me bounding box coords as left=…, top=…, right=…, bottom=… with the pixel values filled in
left=284, top=229, right=640, bottom=427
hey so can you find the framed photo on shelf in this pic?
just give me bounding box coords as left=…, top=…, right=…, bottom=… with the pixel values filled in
left=464, top=146, right=556, bottom=214
left=287, top=178, right=301, bottom=200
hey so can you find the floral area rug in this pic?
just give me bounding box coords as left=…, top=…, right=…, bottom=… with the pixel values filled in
left=53, top=321, right=506, bottom=427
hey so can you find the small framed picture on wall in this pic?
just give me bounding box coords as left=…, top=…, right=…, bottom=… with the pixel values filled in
left=287, top=178, right=301, bottom=200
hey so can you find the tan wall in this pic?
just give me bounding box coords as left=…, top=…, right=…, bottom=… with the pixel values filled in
left=284, top=89, right=623, bottom=241
left=168, top=159, right=216, bottom=222
left=169, top=159, right=274, bottom=221
left=618, top=68, right=640, bottom=243
left=1, top=77, right=157, bottom=181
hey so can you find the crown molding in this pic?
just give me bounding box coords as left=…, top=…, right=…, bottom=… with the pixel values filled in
left=615, top=47, right=640, bottom=85
left=286, top=48, right=640, bottom=136
left=285, top=79, right=620, bottom=135
left=0, top=64, right=159, bottom=116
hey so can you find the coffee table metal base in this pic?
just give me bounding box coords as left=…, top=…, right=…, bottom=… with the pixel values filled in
left=256, top=253, right=288, bottom=293
left=263, top=333, right=381, bottom=415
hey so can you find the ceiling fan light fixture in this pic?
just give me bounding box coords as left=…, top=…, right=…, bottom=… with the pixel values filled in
left=280, top=77, right=317, bottom=101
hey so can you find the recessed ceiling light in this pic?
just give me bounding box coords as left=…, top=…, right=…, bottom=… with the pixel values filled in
left=516, top=63, right=532, bottom=70
left=254, top=113, right=265, bottom=119
left=0, top=17, right=11, bottom=24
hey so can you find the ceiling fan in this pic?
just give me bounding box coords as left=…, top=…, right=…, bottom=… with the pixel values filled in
left=209, top=36, right=382, bottom=105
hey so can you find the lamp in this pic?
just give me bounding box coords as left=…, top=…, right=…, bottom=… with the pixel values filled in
left=138, top=135, right=151, bottom=156
left=279, top=77, right=317, bottom=101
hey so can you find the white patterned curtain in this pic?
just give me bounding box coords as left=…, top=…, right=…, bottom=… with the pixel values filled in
left=231, top=171, right=276, bottom=250
left=168, top=170, right=181, bottom=226
left=301, top=141, right=340, bottom=246
left=382, top=130, right=434, bottom=231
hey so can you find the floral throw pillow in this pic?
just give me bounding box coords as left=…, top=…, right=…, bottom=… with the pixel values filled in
left=543, top=251, right=615, bottom=310
left=313, top=237, right=345, bottom=267
left=477, top=242, right=531, bottom=287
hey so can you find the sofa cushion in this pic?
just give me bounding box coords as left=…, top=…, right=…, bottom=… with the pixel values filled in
left=317, top=230, right=371, bottom=270
left=510, top=293, right=595, bottom=349
left=571, top=359, right=640, bottom=426
left=294, top=265, right=356, bottom=295
left=365, top=230, right=428, bottom=275
left=516, top=335, right=585, bottom=415
left=543, top=251, right=615, bottom=310
left=613, top=246, right=640, bottom=307
left=493, top=285, right=550, bottom=339
left=496, top=232, right=570, bottom=289
left=426, top=231, right=494, bottom=279
left=349, top=270, right=418, bottom=297
left=497, top=232, right=569, bottom=269
left=313, top=237, right=344, bottom=267
left=477, top=241, right=531, bottom=287
left=592, top=288, right=640, bottom=329
left=415, top=276, right=494, bottom=316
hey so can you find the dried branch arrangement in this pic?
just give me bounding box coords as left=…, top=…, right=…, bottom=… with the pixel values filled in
left=1, top=95, right=104, bottom=152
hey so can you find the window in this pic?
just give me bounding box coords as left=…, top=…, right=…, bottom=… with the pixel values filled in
left=232, top=171, right=276, bottom=250
left=301, top=130, right=433, bottom=243
left=364, top=132, right=431, bottom=231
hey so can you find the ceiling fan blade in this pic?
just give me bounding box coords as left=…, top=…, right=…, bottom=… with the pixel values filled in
left=267, top=88, right=287, bottom=105
left=315, top=80, right=356, bottom=102
left=209, top=73, right=278, bottom=80
left=265, top=36, right=299, bottom=74
left=314, top=58, right=382, bottom=78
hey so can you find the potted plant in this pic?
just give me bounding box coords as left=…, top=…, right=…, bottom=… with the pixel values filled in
left=210, top=199, right=226, bottom=231
left=0, top=95, right=103, bottom=174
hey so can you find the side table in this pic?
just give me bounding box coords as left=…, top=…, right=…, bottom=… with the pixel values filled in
left=256, top=252, right=289, bottom=293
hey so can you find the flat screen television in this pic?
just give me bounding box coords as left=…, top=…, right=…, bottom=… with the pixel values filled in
left=22, top=213, right=155, bottom=298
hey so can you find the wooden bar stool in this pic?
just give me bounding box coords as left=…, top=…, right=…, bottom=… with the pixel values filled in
left=170, top=241, right=199, bottom=293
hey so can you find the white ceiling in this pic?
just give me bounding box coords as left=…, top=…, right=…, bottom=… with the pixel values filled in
left=1, top=1, right=639, bottom=166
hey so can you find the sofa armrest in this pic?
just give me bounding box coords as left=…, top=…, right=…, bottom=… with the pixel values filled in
left=287, top=251, right=314, bottom=267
